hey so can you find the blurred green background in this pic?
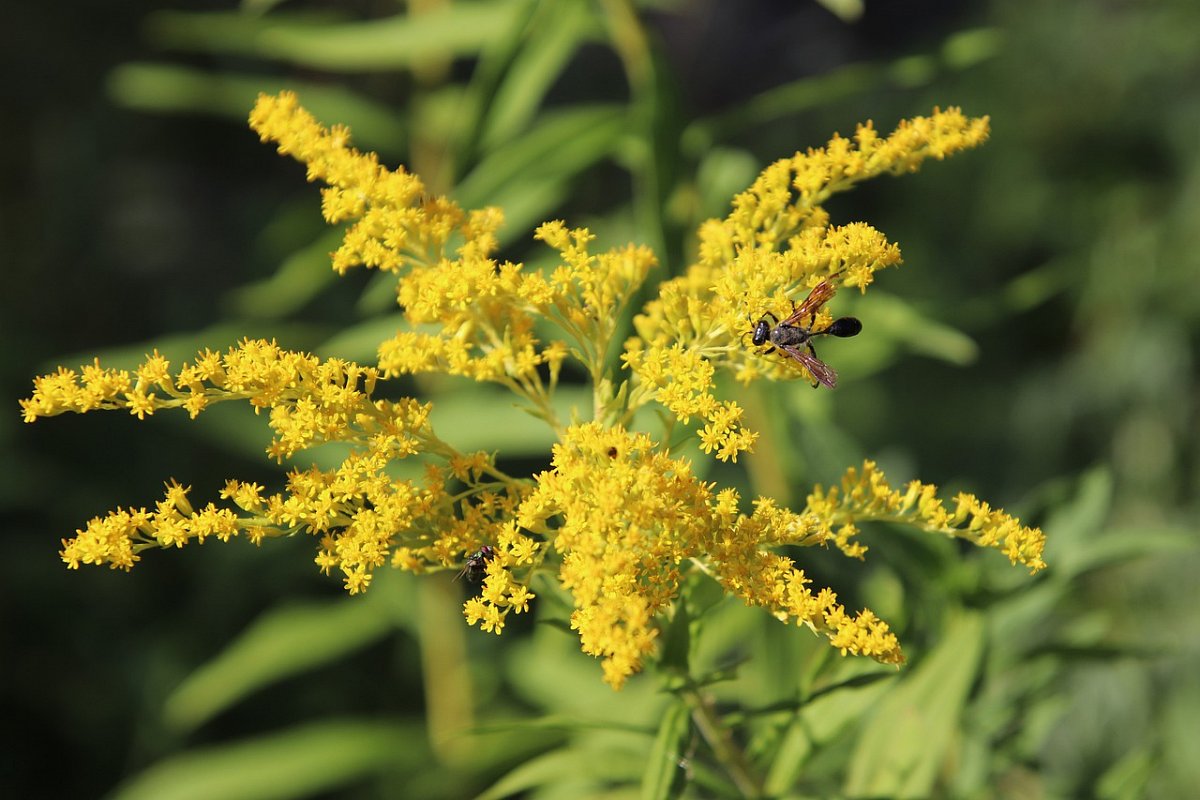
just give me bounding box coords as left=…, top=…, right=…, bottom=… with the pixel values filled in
left=4, top=1, right=1198, bottom=798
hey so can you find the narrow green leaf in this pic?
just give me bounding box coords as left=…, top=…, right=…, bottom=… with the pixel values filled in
left=685, top=27, right=1001, bottom=150
left=258, top=3, right=526, bottom=71
left=853, top=291, right=979, bottom=367
left=1097, top=747, right=1154, bottom=800
left=480, top=176, right=572, bottom=247
left=762, top=662, right=896, bottom=794
left=843, top=612, right=986, bottom=798
left=110, top=720, right=423, bottom=800
left=146, top=4, right=527, bottom=71
left=1042, top=467, right=1114, bottom=576
left=316, top=312, right=406, bottom=364
left=454, top=105, right=626, bottom=211
left=163, top=594, right=397, bottom=732
left=145, top=10, right=348, bottom=54
left=641, top=699, right=692, bottom=800
left=225, top=230, right=344, bottom=320
left=657, top=597, right=691, bottom=676
left=480, top=0, right=597, bottom=149
left=470, top=714, right=652, bottom=736
left=475, top=745, right=645, bottom=800
left=694, top=148, right=760, bottom=219
left=106, top=64, right=407, bottom=152
left=813, top=0, right=864, bottom=23
left=424, top=385, right=591, bottom=456
left=1060, top=526, right=1196, bottom=578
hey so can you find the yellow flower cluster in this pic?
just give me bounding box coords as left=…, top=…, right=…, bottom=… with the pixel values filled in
left=804, top=460, right=1047, bottom=572
left=624, top=108, right=989, bottom=454
left=249, top=91, right=499, bottom=273
left=461, top=522, right=542, bottom=634
left=252, top=93, right=659, bottom=426
left=377, top=220, right=654, bottom=427
left=702, top=493, right=905, bottom=666
left=513, top=423, right=910, bottom=687
left=20, top=338, right=404, bottom=460
left=25, top=338, right=544, bottom=594
left=516, top=423, right=715, bottom=688
left=25, top=94, right=1043, bottom=692
left=62, top=481, right=240, bottom=572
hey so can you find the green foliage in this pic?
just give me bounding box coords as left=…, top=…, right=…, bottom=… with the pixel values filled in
left=8, top=0, right=1200, bottom=798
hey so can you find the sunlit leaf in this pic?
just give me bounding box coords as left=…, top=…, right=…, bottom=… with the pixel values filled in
left=641, top=698, right=691, bottom=800
left=455, top=105, right=625, bottom=210
left=316, top=313, right=406, bottom=364
left=146, top=4, right=527, bottom=71
left=163, top=588, right=403, bottom=732
left=844, top=612, right=985, bottom=798
left=479, top=0, right=598, bottom=149
left=475, top=744, right=645, bottom=800
left=225, top=230, right=345, bottom=320
left=426, top=385, right=591, bottom=456
left=110, top=719, right=423, bottom=800
left=814, top=0, right=864, bottom=23
left=106, top=64, right=407, bottom=152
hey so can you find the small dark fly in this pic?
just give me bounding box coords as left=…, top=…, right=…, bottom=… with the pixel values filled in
left=750, top=275, right=862, bottom=389
left=456, top=545, right=496, bottom=582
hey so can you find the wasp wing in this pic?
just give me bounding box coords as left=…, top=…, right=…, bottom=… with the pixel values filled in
left=782, top=276, right=839, bottom=327
left=781, top=344, right=838, bottom=388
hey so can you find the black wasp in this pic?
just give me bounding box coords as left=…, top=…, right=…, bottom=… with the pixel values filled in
left=456, top=545, right=496, bottom=582
left=750, top=275, right=862, bottom=389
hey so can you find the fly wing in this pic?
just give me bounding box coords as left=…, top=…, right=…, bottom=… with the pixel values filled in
left=782, top=276, right=839, bottom=326
left=781, top=344, right=838, bottom=388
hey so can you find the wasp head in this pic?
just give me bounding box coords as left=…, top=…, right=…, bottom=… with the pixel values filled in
left=751, top=319, right=772, bottom=347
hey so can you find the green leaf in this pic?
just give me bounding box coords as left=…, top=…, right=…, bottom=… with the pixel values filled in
left=110, top=719, right=423, bottom=800
left=316, top=313, right=407, bottom=364
left=1060, top=525, right=1196, bottom=578
left=762, top=661, right=896, bottom=794
left=694, top=148, right=760, bottom=219
left=641, top=698, right=692, bottom=800
left=106, top=65, right=407, bottom=152
left=657, top=596, right=691, bottom=677
left=684, top=27, right=1001, bottom=151
left=478, top=176, right=572, bottom=247
left=454, top=105, right=626, bottom=212
left=813, top=0, right=864, bottom=23
left=424, top=385, right=591, bottom=456
left=163, top=591, right=401, bottom=732
left=259, top=3, right=526, bottom=71
left=1097, top=747, right=1154, bottom=800
left=145, top=10, right=349, bottom=54
left=146, top=4, right=529, bottom=71
left=475, top=745, right=645, bottom=800
left=1042, top=466, right=1113, bottom=576
left=479, top=0, right=598, bottom=150
left=225, top=230, right=345, bottom=320
left=853, top=291, right=980, bottom=367
left=843, top=612, right=986, bottom=798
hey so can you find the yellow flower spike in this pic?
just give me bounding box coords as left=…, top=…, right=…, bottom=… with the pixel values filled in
left=804, top=461, right=1047, bottom=573
left=30, top=96, right=1045, bottom=693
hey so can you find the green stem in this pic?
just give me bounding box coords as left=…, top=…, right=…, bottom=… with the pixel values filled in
left=680, top=685, right=764, bottom=798
left=599, top=0, right=670, bottom=267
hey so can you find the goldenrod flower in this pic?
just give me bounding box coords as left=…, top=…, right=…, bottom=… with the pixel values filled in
left=23, top=94, right=1041, bottom=690
left=804, top=460, right=1048, bottom=572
